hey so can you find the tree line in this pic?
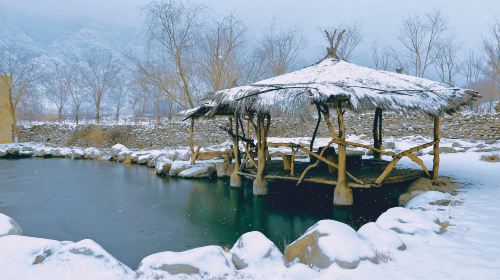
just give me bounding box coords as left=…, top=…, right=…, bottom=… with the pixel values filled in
left=1, top=1, right=499, bottom=135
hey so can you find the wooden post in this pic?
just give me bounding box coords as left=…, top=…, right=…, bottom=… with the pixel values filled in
left=253, top=114, right=269, bottom=195
left=432, top=116, right=440, bottom=180
left=334, top=103, right=353, bottom=206
left=230, top=113, right=242, bottom=187
left=373, top=108, right=382, bottom=159
left=189, top=118, right=196, bottom=165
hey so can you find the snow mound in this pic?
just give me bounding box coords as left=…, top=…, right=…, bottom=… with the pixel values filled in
left=230, top=231, right=284, bottom=270
left=358, top=222, right=406, bottom=257
left=155, top=156, right=172, bottom=174
left=376, top=207, right=444, bottom=235
left=405, top=191, right=455, bottom=210
left=32, top=239, right=133, bottom=279
left=136, top=245, right=234, bottom=279
left=178, top=164, right=215, bottom=178
left=284, top=220, right=376, bottom=269
left=0, top=213, right=23, bottom=237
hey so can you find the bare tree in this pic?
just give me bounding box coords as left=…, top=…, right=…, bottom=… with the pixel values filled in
left=61, top=61, right=87, bottom=125
left=82, top=51, right=120, bottom=123
left=145, top=0, right=204, bottom=108
left=434, top=35, right=459, bottom=85
left=109, top=80, right=129, bottom=123
left=324, top=23, right=363, bottom=60
left=0, top=46, right=41, bottom=141
left=257, top=21, right=304, bottom=77
left=398, top=9, right=448, bottom=77
left=371, top=41, right=393, bottom=70
left=483, top=19, right=500, bottom=86
left=460, top=49, right=484, bottom=88
left=199, top=13, right=246, bottom=91
left=43, top=62, right=68, bottom=122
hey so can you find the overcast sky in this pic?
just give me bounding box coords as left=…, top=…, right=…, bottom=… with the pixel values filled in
left=1, top=0, right=499, bottom=63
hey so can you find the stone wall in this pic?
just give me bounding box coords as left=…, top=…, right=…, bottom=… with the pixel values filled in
left=18, top=112, right=499, bottom=149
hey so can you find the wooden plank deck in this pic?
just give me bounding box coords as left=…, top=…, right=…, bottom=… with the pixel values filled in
left=240, top=159, right=425, bottom=188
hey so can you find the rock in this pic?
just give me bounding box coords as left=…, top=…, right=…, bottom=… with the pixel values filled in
left=178, top=164, right=215, bottom=178
left=0, top=213, right=23, bottom=237
left=32, top=239, right=133, bottom=278
left=230, top=231, right=284, bottom=270
left=407, top=178, right=433, bottom=192
left=398, top=190, right=424, bottom=206
left=485, top=139, right=497, bottom=144
left=382, top=142, right=396, bottom=150
left=168, top=161, right=192, bottom=176
left=155, top=156, right=172, bottom=174
left=451, top=142, right=462, bottom=148
left=357, top=222, right=406, bottom=256
left=0, top=149, right=7, bottom=157
left=83, top=148, right=102, bottom=159
left=376, top=207, right=444, bottom=235
left=136, top=245, right=234, bottom=278
left=284, top=220, right=376, bottom=269
left=117, top=151, right=129, bottom=162
left=405, top=191, right=454, bottom=210
left=72, top=149, right=84, bottom=159
left=137, top=153, right=153, bottom=165
left=176, top=150, right=191, bottom=161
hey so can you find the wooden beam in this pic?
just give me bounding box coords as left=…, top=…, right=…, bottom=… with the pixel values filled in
left=432, top=116, right=440, bottom=180
left=374, top=140, right=436, bottom=185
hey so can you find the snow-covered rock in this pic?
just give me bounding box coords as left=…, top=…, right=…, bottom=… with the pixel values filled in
left=168, top=161, right=192, bottom=176
left=72, top=149, right=84, bottom=159
left=405, top=191, right=455, bottom=210
left=284, top=220, right=376, bottom=269
left=376, top=207, right=444, bottom=235
left=154, top=156, right=172, bottom=175
left=178, top=164, right=215, bottom=178
left=117, top=150, right=130, bottom=162
left=136, top=245, right=234, bottom=278
left=357, top=222, right=406, bottom=257
left=51, top=147, right=72, bottom=158
left=34, top=147, right=51, bottom=157
left=137, top=153, right=153, bottom=165
left=176, top=150, right=191, bottom=161
left=83, top=147, right=102, bottom=159
left=0, top=213, right=23, bottom=237
left=230, top=231, right=284, bottom=270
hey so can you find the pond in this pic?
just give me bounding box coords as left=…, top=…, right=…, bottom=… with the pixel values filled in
left=0, top=158, right=405, bottom=269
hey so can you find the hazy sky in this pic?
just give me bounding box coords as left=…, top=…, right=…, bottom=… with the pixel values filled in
left=1, top=0, right=499, bottom=62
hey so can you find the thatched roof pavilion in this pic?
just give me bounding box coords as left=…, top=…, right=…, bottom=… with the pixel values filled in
left=183, top=36, right=480, bottom=206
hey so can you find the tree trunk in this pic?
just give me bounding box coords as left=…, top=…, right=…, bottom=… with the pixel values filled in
left=432, top=117, right=440, bottom=180
left=373, top=108, right=383, bottom=159
left=333, top=103, right=353, bottom=206
left=230, top=114, right=242, bottom=188
left=253, top=114, right=269, bottom=195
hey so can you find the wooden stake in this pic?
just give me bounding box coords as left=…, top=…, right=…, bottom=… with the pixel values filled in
left=432, top=116, right=440, bottom=180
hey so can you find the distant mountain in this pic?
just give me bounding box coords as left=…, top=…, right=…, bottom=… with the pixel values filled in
left=0, top=4, right=142, bottom=65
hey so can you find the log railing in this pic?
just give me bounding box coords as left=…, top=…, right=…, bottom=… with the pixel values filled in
left=267, top=138, right=436, bottom=186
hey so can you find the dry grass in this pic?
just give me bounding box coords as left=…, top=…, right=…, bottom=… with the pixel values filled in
left=480, top=152, right=500, bottom=162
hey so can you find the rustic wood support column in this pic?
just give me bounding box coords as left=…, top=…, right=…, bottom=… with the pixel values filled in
left=373, top=108, right=382, bottom=159
left=432, top=116, right=440, bottom=180
left=189, top=118, right=196, bottom=165
left=253, top=114, right=270, bottom=195
left=334, top=103, right=353, bottom=206
left=230, top=113, right=242, bottom=188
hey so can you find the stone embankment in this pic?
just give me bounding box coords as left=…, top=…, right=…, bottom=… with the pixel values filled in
left=17, top=113, right=499, bottom=149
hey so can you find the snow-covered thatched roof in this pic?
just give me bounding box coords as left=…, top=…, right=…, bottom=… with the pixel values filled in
left=205, top=58, right=480, bottom=118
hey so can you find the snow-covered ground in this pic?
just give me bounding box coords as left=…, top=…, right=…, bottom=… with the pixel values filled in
left=0, top=136, right=499, bottom=279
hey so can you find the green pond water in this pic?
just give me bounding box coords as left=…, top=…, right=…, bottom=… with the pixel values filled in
left=0, top=158, right=406, bottom=268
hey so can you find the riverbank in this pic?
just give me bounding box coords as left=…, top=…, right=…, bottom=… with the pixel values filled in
left=17, top=112, right=500, bottom=149
left=0, top=137, right=499, bottom=279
